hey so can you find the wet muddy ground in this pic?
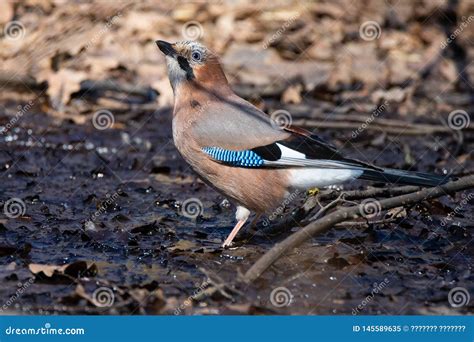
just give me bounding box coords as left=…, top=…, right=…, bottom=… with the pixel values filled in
left=0, top=88, right=473, bottom=316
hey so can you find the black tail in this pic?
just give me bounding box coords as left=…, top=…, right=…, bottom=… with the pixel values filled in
left=360, top=168, right=449, bottom=187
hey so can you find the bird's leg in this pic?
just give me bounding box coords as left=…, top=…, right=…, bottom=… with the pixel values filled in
left=222, top=218, right=247, bottom=248
left=222, top=206, right=250, bottom=248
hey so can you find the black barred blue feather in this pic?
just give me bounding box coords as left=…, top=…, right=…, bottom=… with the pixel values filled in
left=202, top=147, right=264, bottom=167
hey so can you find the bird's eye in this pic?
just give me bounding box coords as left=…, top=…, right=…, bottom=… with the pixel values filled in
left=191, top=51, right=202, bottom=61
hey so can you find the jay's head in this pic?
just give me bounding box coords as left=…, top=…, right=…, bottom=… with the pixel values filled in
left=156, top=40, right=228, bottom=93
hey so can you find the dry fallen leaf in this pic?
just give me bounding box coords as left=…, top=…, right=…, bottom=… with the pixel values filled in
left=281, top=84, right=303, bottom=104
left=38, top=69, right=87, bottom=111
left=439, top=59, right=458, bottom=83
left=371, top=87, right=406, bottom=104
left=73, top=284, right=91, bottom=302
left=29, top=261, right=97, bottom=279
left=169, top=239, right=198, bottom=251
left=226, top=303, right=252, bottom=313
left=385, top=207, right=407, bottom=219
left=73, top=284, right=118, bottom=308
left=29, top=264, right=64, bottom=277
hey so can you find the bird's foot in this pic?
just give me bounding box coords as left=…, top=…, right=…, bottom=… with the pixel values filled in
left=307, top=187, right=320, bottom=196
left=222, top=240, right=233, bottom=248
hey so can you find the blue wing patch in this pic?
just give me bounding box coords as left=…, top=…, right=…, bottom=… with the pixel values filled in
left=202, top=147, right=264, bottom=167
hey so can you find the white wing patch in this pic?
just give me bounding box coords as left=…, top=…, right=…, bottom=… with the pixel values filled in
left=276, top=143, right=306, bottom=159
left=273, top=141, right=365, bottom=188
left=289, top=168, right=363, bottom=189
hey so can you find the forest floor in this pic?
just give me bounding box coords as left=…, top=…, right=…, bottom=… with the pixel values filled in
left=0, top=0, right=473, bottom=315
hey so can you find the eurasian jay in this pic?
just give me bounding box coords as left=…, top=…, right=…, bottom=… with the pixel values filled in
left=156, top=40, right=447, bottom=247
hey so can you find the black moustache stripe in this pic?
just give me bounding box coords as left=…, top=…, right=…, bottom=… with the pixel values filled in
left=177, top=56, right=195, bottom=80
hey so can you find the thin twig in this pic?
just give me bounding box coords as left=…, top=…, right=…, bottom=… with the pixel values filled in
left=197, top=267, right=244, bottom=300
left=318, top=185, right=421, bottom=201
left=307, top=193, right=345, bottom=221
